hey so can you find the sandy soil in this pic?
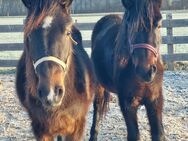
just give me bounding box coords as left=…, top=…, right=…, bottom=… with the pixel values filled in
left=0, top=71, right=187, bottom=141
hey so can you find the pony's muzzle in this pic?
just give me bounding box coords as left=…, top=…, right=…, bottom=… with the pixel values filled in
left=145, top=64, right=157, bottom=81
left=135, top=64, right=157, bottom=82
left=37, top=85, right=64, bottom=108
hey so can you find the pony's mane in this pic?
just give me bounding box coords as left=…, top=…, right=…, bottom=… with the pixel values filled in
left=24, top=0, right=69, bottom=37
left=126, top=0, right=156, bottom=39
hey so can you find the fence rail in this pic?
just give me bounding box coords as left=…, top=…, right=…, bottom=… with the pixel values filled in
left=0, top=13, right=188, bottom=70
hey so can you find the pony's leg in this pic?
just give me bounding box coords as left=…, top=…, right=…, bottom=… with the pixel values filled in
left=34, top=132, right=54, bottom=141
left=89, top=85, right=109, bottom=141
left=37, top=136, right=54, bottom=141
left=64, top=118, right=86, bottom=141
left=145, top=94, right=165, bottom=141
left=32, top=122, right=54, bottom=141
left=118, top=94, right=140, bottom=141
left=57, top=136, right=63, bottom=141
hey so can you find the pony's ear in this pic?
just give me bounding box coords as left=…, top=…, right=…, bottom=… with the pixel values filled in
left=22, top=0, right=32, bottom=9
left=59, top=0, right=73, bottom=8
left=121, top=0, right=134, bottom=9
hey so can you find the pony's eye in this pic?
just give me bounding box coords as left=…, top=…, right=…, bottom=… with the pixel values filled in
left=154, top=22, right=161, bottom=29
left=157, top=20, right=162, bottom=29
left=67, top=32, right=71, bottom=36
left=157, top=25, right=162, bottom=29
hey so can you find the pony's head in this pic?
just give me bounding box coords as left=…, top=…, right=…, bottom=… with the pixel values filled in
left=23, top=0, right=76, bottom=108
left=122, top=0, right=162, bottom=82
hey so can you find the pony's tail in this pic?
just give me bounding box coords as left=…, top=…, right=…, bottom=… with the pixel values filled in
left=90, top=85, right=110, bottom=141
left=95, top=85, right=110, bottom=119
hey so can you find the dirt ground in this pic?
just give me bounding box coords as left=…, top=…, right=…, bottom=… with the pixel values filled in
left=0, top=71, right=188, bottom=141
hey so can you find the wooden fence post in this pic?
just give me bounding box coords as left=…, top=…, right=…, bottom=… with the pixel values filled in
left=166, top=13, right=174, bottom=70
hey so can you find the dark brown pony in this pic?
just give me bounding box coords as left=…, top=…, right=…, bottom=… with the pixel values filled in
left=90, top=0, right=165, bottom=141
left=16, top=0, right=95, bottom=140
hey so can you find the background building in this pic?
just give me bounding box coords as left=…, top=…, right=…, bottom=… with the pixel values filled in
left=0, top=0, right=188, bottom=16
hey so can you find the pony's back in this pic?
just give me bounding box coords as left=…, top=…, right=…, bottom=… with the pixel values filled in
left=91, top=15, right=122, bottom=92
left=91, top=15, right=122, bottom=50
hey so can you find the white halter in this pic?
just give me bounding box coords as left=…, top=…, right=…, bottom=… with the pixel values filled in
left=33, top=30, right=78, bottom=71
left=33, top=56, right=67, bottom=70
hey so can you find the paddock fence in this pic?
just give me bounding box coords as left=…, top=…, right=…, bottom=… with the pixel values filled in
left=0, top=12, right=188, bottom=70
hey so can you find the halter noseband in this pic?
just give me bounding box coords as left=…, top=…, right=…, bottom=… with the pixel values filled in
left=131, top=43, right=158, bottom=57
left=33, top=56, right=67, bottom=70
left=33, top=31, right=78, bottom=71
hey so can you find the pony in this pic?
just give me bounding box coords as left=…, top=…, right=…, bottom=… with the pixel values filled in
left=90, top=0, right=165, bottom=141
left=16, top=0, right=95, bottom=140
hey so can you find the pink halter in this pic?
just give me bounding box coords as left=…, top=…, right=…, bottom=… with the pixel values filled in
left=131, top=43, right=158, bottom=57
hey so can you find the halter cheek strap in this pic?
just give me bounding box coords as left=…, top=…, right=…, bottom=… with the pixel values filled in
left=68, top=34, right=78, bottom=45
left=33, top=56, right=67, bottom=70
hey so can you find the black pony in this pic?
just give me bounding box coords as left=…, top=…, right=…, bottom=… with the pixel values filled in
left=16, top=0, right=95, bottom=140
left=90, top=0, right=165, bottom=141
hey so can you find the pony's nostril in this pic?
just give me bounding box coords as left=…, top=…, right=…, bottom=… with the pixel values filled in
left=55, top=86, right=63, bottom=96
left=38, top=89, right=43, bottom=98
left=45, top=99, right=52, bottom=106
left=38, top=87, right=49, bottom=98
left=151, top=65, right=157, bottom=73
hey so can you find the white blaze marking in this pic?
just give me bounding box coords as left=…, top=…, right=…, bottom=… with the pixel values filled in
left=42, top=16, right=53, bottom=28
left=47, top=88, right=54, bottom=101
